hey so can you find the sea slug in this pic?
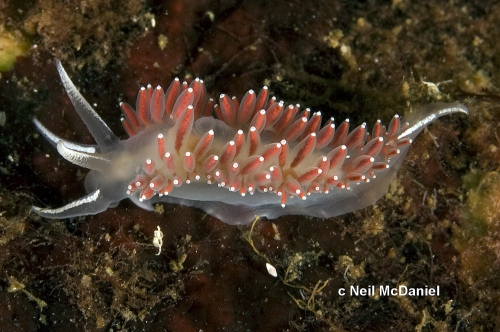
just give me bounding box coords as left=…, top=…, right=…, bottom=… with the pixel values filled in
left=32, top=60, right=468, bottom=224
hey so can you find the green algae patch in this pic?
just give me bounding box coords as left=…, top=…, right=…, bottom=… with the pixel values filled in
left=458, top=170, right=500, bottom=246
left=452, top=170, right=500, bottom=284
left=0, top=26, right=30, bottom=72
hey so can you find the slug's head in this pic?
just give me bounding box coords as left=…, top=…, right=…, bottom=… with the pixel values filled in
left=32, top=60, right=122, bottom=218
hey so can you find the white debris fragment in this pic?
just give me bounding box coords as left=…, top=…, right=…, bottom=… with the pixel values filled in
left=266, top=263, right=277, bottom=277
left=153, top=226, right=163, bottom=255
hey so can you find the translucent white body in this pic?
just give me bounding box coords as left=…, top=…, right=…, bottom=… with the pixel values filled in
left=32, top=61, right=468, bottom=224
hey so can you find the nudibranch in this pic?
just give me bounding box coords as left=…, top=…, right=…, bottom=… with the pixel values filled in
left=32, top=60, right=468, bottom=224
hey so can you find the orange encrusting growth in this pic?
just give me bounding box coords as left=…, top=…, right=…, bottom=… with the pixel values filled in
left=121, top=78, right=411, bottom=206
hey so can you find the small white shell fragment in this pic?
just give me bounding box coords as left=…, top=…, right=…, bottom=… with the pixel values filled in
left=266, top=263, right=277, bottom=277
